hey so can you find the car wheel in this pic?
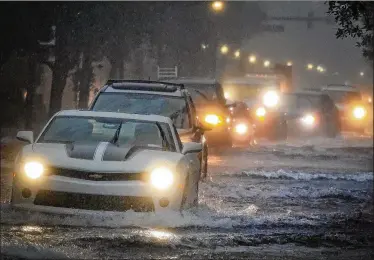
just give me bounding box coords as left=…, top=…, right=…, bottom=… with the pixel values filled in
left=181, top=174, right=199, bottom=209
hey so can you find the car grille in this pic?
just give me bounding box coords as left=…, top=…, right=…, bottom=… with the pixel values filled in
left=34, top=190, right=154, bottom=212
left=49, top=167, right=146, bottom=181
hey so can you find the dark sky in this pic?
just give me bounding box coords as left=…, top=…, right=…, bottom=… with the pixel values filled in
left=244, top=1, right=372, bottom=89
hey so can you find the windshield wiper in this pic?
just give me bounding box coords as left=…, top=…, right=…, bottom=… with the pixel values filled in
left=109, top=122, right=122, bottom=146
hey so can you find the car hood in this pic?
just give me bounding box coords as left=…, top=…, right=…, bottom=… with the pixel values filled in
left=20, top=142, right=183, bottom=173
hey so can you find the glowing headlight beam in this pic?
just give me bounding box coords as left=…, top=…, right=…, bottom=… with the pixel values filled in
left=150, top=167, right=174, bottom=190
left=301, top=114, right=315, bottom=126
left=256, top=107, right=266, bottom=117
left=24, top=161, right=44, bottom=179
left=235, top=123, right=248, bottom=135
left=263, top=91, right=279, bottom=107
left=353, top=106, right=366, bottom=119
left=205, top=114, right=220, bottom=125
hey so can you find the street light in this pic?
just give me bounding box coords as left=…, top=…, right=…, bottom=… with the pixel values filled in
left=307, top=63, right=314, bottom=70
left=201, top=43, right=208, bottom=50
left=287, top=61, right=293, bottom=66
left=234, top=50, right=240, bottom=59
left=249, top=55, right=257, bottom=64
left=220, top=44, right=229, bottom=54
left=316, top=65, right=322, bottom=72
left=211, top=1, right=224, bottom=12
left=263, top=60, right=270, bottom=67
left=360, top=71, right=364, bottom=76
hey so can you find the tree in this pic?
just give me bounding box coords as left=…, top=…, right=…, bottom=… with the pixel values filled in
left=0, top=2, right=53, bottom=128
left=327, top=1, right=374, bottom=62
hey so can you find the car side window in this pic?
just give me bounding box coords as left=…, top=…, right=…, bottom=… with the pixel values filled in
left=172, top=124, right=183, bottom=151
left=216, top=83, right=226, bottom=104
left=186, top=94, right=197, bottom=127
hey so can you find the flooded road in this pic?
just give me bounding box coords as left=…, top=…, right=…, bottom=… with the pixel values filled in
left=1, top=133, right=373, bottom=259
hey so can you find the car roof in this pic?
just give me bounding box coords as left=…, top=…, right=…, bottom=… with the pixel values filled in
left=285, top=91, right=326, bottom=96
left=100, top=86, right=185, bottom=97
left=222, top=77, right=278, bottom=85
left=321, top=84, right=359, bottom=92
left=166, top=77, right=219, bottom=85
left=100, top=80, right=186, bottom=97
left=55, top=110, right=174, bottom=125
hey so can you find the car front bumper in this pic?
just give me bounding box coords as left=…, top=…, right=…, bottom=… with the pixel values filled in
left=11, top=175, right=185, bottom=214
left=340, top=117, right=367, bottom=131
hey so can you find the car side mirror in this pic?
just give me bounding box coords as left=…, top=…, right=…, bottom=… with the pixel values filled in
left=182, top=142, right=202, bottom=154
left=16, top=131, right=34, bottom=143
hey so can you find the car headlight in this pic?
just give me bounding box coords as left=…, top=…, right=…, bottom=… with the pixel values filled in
left=301, top=114, right=315, bottom=126
left=235, top=123, right=248, bottom=135
left=205, top=114, right=221, bottom=125
left=150, top=167, right=174, bottom=190
left=263, top=91, right=279, bottom=108
left=256, top=107, right=266, bottom=117
left=24, top=161, right=44, bottom=179
left=353, top=106, right=366, bottom=119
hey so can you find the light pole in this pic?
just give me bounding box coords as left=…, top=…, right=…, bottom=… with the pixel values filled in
left=209, top=1, right=225, bottom=78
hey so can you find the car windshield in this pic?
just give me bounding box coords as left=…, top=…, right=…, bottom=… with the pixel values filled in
left=223, top=83, right=262, bottom=102
left=38, top=116, right=173, bottom=150
left=92, top=93, right=190, bottom=129
left=184, top=84, right=219, bottom=104
left=324, top=90, right=361, bottom=103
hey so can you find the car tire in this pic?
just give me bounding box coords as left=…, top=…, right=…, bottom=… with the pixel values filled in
left=181, top=174, right=199, bottom=209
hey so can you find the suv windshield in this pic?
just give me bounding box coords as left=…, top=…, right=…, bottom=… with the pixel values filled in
left=38, top=116, right=173, bottom=150
left=91, top=93, right=190, bottom=129
left=281, top=94, right=321, bottom=112
left=183, top=83, right=224, bottom=105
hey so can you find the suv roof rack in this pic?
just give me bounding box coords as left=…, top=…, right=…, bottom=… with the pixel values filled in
left=106, top=79, right=185, bottom=92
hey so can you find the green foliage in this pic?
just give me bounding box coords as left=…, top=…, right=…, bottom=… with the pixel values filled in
left=327, top=1, right=374, bottom=62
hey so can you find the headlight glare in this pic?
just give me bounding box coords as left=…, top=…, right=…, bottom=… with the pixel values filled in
left=235, top=123, right=248, bottom=134
left=353, top=106, right=366, bottom=119
left=150, top=167, right=174, bottom=190
left=205, top=114, right=221, bottom=125
left=24, top=161, right=44, bottom=179
left=256, top=107, right=266, bottom=117
left=301, top=114, right=315, bottom=126
left=263, top=90, right=279, bottom=107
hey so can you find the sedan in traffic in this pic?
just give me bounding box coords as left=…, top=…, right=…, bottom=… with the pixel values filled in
left=11, top=110, right=202, bottom=214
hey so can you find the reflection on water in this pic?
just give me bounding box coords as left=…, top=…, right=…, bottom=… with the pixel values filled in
left=148, top=230, right=175, bottom=240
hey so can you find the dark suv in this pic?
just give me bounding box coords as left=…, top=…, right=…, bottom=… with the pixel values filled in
left=89, top=80, right=209, bottom=179
left=166, top=78, right=232, bottom=148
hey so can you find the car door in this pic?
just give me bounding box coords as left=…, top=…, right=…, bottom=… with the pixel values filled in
left=177, top=94, right=202, bottom=144
left=172, top=124, right=200, bottom=180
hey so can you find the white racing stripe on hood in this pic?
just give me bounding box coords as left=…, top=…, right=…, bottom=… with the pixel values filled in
left=93, top=142, right=109, bottom=161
